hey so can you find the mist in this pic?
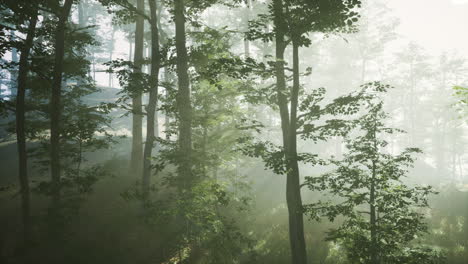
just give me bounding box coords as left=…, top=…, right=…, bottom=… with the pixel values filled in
left=0, top=0, right=467, bottom=263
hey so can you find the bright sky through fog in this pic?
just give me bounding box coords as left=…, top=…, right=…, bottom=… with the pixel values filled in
left=387, top=0, right=468, bottom=56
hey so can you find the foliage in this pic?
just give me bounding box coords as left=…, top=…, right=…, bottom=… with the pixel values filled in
left=247, top=0, right=362, bottom=46
left=304, top=90, right=444, bottom=264
left=3, top=6, right=118, bottom=231
left=453, top=86, right=468, bottom=119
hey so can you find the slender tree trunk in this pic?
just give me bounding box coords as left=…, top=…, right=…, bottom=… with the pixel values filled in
left=77, top=1, right=88, bottom=86
left=130, top=0, right=145, bottom=175
left=272, top=0, right=289, bottom=147
left=108, top=26, right=115, bottom=88
left=174, top=0, right=192, bottom=188
left=272, top=0, right=307, bottom=262
left=262, top=25, right=270, bottom=63
left=16, top=9, right=38, bottom=245
left=142, top=0, right=160, bottom=199
left=157, top=4, right=170, bottom=141
left=164, top=71, right=171, bottom=140
left=50, top=0, right=73, bottom=204
left=243, top=0, right=251, bottom=58
left=78, top=1, right=85, bottom=26
left=10, top=31, right=18, bottom=97
left=129, top=39, right=133, bottom=61
left=286, top=41, right=307, bottom=264
left=370, top=125, right=378, bottom=264
left=370, top=162, right=378, bottom=264
left=92, top=53, right=96, bottom=80
left=201, top=114, right=208, bottom=176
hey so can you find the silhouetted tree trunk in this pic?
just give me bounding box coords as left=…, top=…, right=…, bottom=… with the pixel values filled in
left=108, top=25, right=115, bottom=88
left=129, top=38, right=133, bottom=61
left=142, top=0, right=160, bottom=199
left=157, top=3, right=170, bottom=141
left=130, top=0, right=145, bottom=175
left=287, top=40, right=307, bottom=264
left=370, top=124, right=379, bottom=264
left=77, top=0, right=89, bottom=85
left=272, top=0, right=307, bottom=262
left=78, top=1, right=86, bottom=26
left=10, top=30, right=18, bottom=97
left=163, top=69, right=171, bottom=139
left=50, top=0, right=73, bottom=203
left=174, top=0, right=192, bottom=188
left=243, top=0, right=251, bottom=57
left=16, top=8, right=38, bottom=245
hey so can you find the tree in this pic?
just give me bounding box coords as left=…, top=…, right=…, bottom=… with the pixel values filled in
left=304, top=85, right=442, bottom=264
left=0, top=0, right=40, bottom=245
left=8, top=0, right=116, bottom=236
left=142, top=0, right=160, bottom=199
left=174, top=0, right=193, bottom=189
left=247, top=0, right=362, bottom=262
left=50, top=0, right=74, bottom=207
left=130, top=0, right=145, bottom=175
left=15, top=4, right=38, bottom=246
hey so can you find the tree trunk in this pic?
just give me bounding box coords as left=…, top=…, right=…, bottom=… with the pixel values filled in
left=130, top=0, right=145, bottom=175
left=174, top=0, right=193, bottom=189
left=77, top=0, right=88, bottom=86
left=77, top=1, right=85, bottom=27
left=272, top=0, right=307, bottom=261
left=129, top=39, right=133, bottom=61
left=243, top=0, right=251, bottom=58
left=16, top=9, right=38, bottom=245
left=164, top=70, right=171, bottom=140
left=50, top=0, right=73, bottom=204
left=158, top=5, right=170, bottom=141
left=142, top=0, right=160, bottom=199
left=108, top=26, right=115, bottom=88
left=286, top=41, right=307, bottom=264
left=272, top=0, right=289, bottom=146
left=10, top=31, right=18, bottom=97
left=370, top=162, right=378, bottom=264
left=370, top=124, right=378, bottom=264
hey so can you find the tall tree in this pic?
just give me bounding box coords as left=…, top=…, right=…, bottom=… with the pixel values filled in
left=174, top=0, right=192, bottom=188
left=9, top=0, right=39, bottom=245
left=249, top=0, right=361, bottom=264
left=270, top=0, right=308, bottom=262
left=269, top=0, right=361, bottom=262
left=130, top=0, right=145, bottom=175
left=50, top=0, right=74, bottom=203
left=142, top=0, right=160, bottom=198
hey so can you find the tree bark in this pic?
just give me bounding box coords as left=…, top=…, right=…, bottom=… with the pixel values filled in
left=174, top=0, right=193, bottom=189
left=130, top=0, right=145, bottom=175
left=16, top=8, right=38, bottom=245
left=142, top=0, right=160, bottom=199
left=50, top=0, right=73, bottom=204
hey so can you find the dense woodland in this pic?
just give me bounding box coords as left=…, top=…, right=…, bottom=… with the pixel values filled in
left=0, top=0, right=467, bottom=263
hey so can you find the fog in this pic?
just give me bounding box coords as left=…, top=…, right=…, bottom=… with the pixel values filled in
left=0, top=0, right=467, bottom=263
